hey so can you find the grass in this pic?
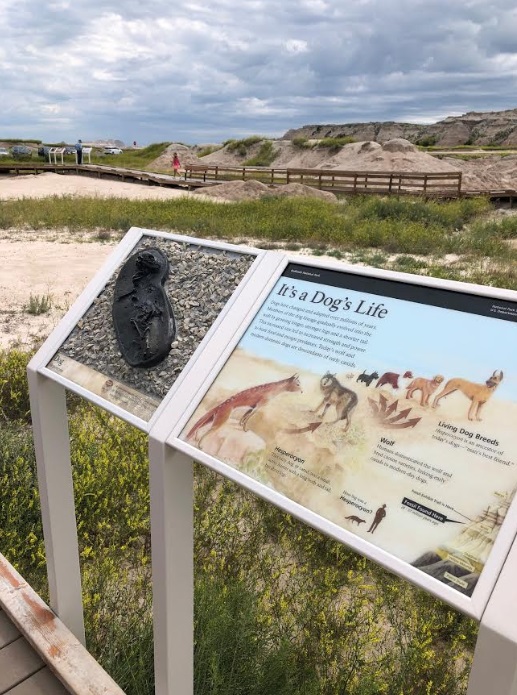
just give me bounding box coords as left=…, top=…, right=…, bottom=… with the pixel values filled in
left=0, top=194, right=504, bottom=257
left=224, top=137, right=264, bottom=157
left=197, top=145, right=224, bottom=158
left=291, top=136, right=355, bottom=151
left=244, top=141, right=277, bottom=167
left=24, top=293, right=52, bottom=315
left=317, top=136, right=355, bottom=150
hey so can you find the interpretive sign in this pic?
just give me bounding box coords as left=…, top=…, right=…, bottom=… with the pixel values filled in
left=178, top=261, right=517, bottom=607
left=44, top=230, right=257, bottom=425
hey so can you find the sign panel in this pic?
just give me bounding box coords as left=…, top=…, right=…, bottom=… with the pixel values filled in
left=45, top=232, right=256, bottom=423
left=179, top=262, right=517, bottom=599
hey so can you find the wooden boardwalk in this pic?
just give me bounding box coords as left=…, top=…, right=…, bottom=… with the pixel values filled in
left=0, top=554, right=125, bottom=695
left=0, top=162, right=207, bottom=190
left=1, top=161, right=516, bottom=203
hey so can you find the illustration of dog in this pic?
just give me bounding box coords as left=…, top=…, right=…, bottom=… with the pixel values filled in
left=356, top=370, right=379, bottom=387
left=432, top=370, right=503, bottom=421
left=314, top=372, right=358, bottom=431
left=376, top=370, right=413, bottom=390
left=345, top=515, right=366, bottom=526
left=187, top=374, right=302, bottom=444
left=406, top=375, right=444, bottom=407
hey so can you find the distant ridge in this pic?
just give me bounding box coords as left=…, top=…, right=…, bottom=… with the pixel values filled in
left=283, top=108, right=517, bottom=147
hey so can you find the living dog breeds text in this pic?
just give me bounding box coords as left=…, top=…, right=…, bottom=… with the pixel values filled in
left=432, top=370, right=503, bottom=421
left=315, top=372, right=358, bottom=431
left=406, top=375, right=444, bottom=406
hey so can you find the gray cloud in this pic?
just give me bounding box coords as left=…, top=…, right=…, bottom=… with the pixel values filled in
left=1, top=0, right=516, bottom=144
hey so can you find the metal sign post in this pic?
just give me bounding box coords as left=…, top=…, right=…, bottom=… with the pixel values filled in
left=27, top=369, right=85, bottom=643
left=467, top=535, right=517, bottom=694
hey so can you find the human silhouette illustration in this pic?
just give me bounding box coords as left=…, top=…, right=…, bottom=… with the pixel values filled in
left=368, top=504, right=387, bottom=533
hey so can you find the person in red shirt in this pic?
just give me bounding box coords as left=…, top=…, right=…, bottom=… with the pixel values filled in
left=172, top=152, right=180, bottom=177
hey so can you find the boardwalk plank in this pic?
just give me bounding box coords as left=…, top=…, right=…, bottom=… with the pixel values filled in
left=0, top=637, right=43, bottom=693
left=0, top=609, right=20, bottom=648
left=6, top=667, right=69, bottom=695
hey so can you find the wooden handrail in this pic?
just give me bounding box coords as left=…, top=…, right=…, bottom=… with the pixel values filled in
left=182, top=164, right=462, bottom=196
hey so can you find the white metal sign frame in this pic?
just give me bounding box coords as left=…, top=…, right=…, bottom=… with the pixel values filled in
left=151, top=254, right=517, bottom=695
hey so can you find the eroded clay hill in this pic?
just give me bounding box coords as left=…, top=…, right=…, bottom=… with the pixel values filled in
left=284, top=108, right=517, bottom=147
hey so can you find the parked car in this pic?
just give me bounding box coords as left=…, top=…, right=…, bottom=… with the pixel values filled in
left=38, top=146, right=51, bottom=158
left=104, top=147, right=123, bottom=155
left=64, top=146, right=77, bottom=155
left=0, top=147, right=9, bottom=157
left=11, top=145, right=32, bottom=158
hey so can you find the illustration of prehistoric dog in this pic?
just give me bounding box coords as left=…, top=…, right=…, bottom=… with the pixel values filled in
left=406, top=375, right=444, bottom=407
left=376, top=370, right=413, bottom=390
left=187, top=374, right=302, bottom=444
left=314, top=372, right=358, bottom=431
left=432, top=370, right=503, bottom=421
left=345, top=515, right=366, bottom=526
left=356, top=370, right=379, bottom=387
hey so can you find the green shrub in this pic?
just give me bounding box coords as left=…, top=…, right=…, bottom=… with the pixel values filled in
left=292, top=137, right=311, bottom=149
left=244, top=141, right=277, bottom=167
left=69, top=405, right=149, bottom=555
left=0, top=424, right=46, bottom=592
left=197, top=145, right=223, bottom=158
left=416, top=135, right=438, bottom=147
left=25, top=293, right=52, bottom=315
left=83, top=558, right=154, bottom=694
left=0, top=349, right=32, bottom=422
left=226, top=137, right=264, bottom=156
left=317, top=136, right=355, bottom=150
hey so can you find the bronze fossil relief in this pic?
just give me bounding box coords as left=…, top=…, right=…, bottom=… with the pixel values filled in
left=112, top=247, right=176, bottom=368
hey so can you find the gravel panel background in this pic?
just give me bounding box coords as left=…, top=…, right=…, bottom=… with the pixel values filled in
left=57, top=236, right=255, bottom=400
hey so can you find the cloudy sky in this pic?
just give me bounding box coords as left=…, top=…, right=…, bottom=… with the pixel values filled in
left=2, top=0, right=517, bottom=146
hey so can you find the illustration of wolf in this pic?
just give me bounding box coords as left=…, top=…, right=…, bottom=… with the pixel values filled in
left=187, top=374, right=302, bottom=444
left=345, top=515, right=366, bottom=526
left=432, top=370, right=503, bottom=421
left=314, top=372, right=358, bottom=431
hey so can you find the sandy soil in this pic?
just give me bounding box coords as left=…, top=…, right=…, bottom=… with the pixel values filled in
left=0, top=237, right=115, bottom=349
left=0, top=172, right=213, bottom=349
left=0, top=171, right=213, bottom=201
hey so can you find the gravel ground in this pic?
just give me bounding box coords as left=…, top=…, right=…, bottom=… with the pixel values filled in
left=58, top=235, right=255, bottom=400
